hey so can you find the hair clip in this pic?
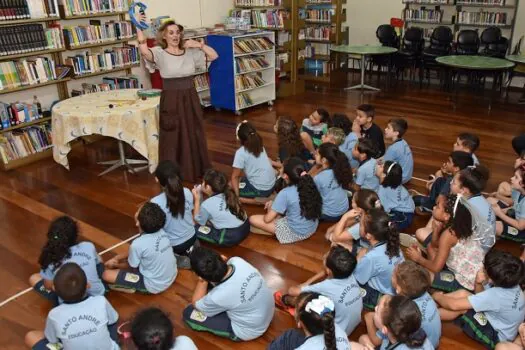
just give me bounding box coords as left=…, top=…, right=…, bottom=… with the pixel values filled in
left=467, top=165, right=476, bottom=170
left=374, top=199, right=382, bottom=208
left=386, top=162, right=397, bottom=175
left=388, top=221, right=394, bottom=228
left=305, top=295, right=334, bottom=316
left=235, top=120, right=249, bottom=140
left=53, top=235, right=59, bottom=240
left=152, top=335, right=161, bottom=344
left=300, top=171, right=308, bottom=177
left=453, top=194, right=462, bottom=218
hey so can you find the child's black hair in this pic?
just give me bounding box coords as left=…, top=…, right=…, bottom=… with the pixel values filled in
left=332, top=114, right=352, bottom=135
left=458, top=133, right=480, bottom=153
left=131, top=307, right=174, bottom=350
left=444, top=194, right=473, bottom=240
left=316, top=108, right=331, bottom=126
left=388, top=118, right=408, bottom=138
left=357, top=104, right=375, bottom=119
left=356, top=138, right=380, bottom=159
left=383, top=296, right=427, bottom=348
left=203, top=169, right=247, bottom=221
left=237, top=121, right=263, bottom=157
left=155, top=160, right=185, bottom=218
left=381, top=161, right=403, bottom=189
left=190, top=246, right=228, bottom=283
left=394, top=261, right=431, bottom=299
left=283, top=157, right=322, bottom=220
left=363, top=208, right=400, bottom=258
left=354, top=189, right=381, bottom=211
left=318, top=143, right=353, bottom=189
left=457, top=164, right=490, bottom=195
left=38, top=216, right=79, bottom=270
left=450, top=151, right=474, bottom=171
left=484, top=249, right=525, bottom=288
left=138, top=202, right=167, bottom=234
left=326, top=245, right=357, bottom=279
left=53, top=262, right=87, bottom=303
left=277, top=116, right=306, bottom=159
left=296, top=292, right=337, bottom=350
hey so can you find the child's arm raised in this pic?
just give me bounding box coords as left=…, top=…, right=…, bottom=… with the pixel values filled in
left=330, top=210, right=360, bottom=243
left=406, top=229, right=456, bottom=273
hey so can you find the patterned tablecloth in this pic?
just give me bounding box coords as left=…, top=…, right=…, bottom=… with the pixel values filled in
left=52, top=89, right=160, bottom=172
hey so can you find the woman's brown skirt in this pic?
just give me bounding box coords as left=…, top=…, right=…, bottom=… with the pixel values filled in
left=159, top=77, right=211, bottom=182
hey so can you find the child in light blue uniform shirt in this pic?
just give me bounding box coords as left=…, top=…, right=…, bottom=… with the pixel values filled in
left=376, top=161, right=415, bottom=231
left=494, top=168, right=525, bottom=243
left=314, top=143, right=353, bottom=221
left=25, top=263, right=120, bottom=350
left=232, top=121, right=276, bottom=204
left=332, top=113, right=361, bottom=169
left=250, top=157, right=322, bottom=244
left=102, top=202, right=177, bottom=294
left=193, top=169, right=249, bottom=247
left=354, top=208, right=404, bottom=309
left=30, top=216, right=105, bottom=306
left=384, top=119, right=414, bottom=184
left=353, top=138, right=380, bottom=192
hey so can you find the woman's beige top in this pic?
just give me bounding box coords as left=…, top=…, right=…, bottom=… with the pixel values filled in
left=145, top=46, right=206, bottom=78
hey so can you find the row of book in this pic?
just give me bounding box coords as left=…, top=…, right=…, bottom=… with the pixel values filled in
left=0, top=100, right=41, bottom=128
left=276, top=31, right=291, bottom=46
left=236, top=92, right=254, bottom=109
left=404, top=9, right=444, bottom=22
left=0, top=24, right=63, bottom=56
left=234, top=0, right=284, bottom=6
left=276, top=52, right=289, bottom=73
left=250, top=10, right=289, bottom=28
left=457, top=0, right=507, bottom=5
left=193, top=74, right=209, bottom=91
left=235, top=72, right=266, bottom=91
left=70, top=75, right=139, bottom=95
left=0, top=0, right=59, bottom=20
left=0, top=58, right=70, bottom=90
left=457, top=10, right=508, bottom=24
left=305, top=42, right=331, bottom=57
left=0, top=124, right=52, bottom=163
left=305, top=60, right=331, bottom=75
left=236, top=55, right=270, bottom=73
left=64, top=46, right=139, bottom=76
left=61, top=0, right=128, bottom=17
left=306, top=0, right=334, bottom=3
left=305, top=26, right=334, bottom=41
left=304, top=9, right=334, bottom=22
left=234, top=37, right=274, bottom=54
left=404, top=0, right=450, bottom=4
left=63, top=21, right=134, bottom=48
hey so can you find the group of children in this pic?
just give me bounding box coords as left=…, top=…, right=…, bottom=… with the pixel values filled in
left=23, top=104, right=525, bottom=350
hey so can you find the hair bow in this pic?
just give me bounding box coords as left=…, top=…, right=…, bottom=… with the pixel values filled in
left=387, top=161, right=397, bottom=175
left=235, top=120, right=248, bottom=140
left=305, top=295, right=335, bottom=316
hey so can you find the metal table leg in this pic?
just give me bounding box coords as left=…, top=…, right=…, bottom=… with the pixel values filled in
left=345, top=55, right=380, bottom=91
left=97, top=140, right=149, bottom=176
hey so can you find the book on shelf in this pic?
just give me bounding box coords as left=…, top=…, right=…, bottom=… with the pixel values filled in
left=457, top=10, right=508, bottom=24
left=404, top=8, right=443, bottom=23
left=457, top=0, right=507, bottom=5
left=65, top=45, right=139, bottom=76
left=193, top=74, right=209, bottom=91
left=236, top=55, right=270, bottom=73
left=305, top=25, right=333, bottom=41
left=236, top=92, right=253, bottom=109
left=306, top=0, right=335, bottom=4
left=305, top=8, right=334, bottom=22
left=234, top=37, right=274, bottom=54
left=0, top=0, right=60, bottom=20
left=404, top=0, right=450, bottom=4
left=63, top=20, right=134, bottom=48
left=234, top=0, right=285, bottom=6
left=71, top=75, right=139, bottom=95
left=305, top=59, right=331, bottom=75
left=59, top=0, right=128, bottom=17
left=235, top=72, right=266, bottom=91
left=0, top=100, right=41, bottom=128
left=0, top=123, right=52, bottom=163
left=305, top=42, right=331, bottom=57
left=0, top=58, right=71, bottom=90
left=0, top=24, right=63, bottom=56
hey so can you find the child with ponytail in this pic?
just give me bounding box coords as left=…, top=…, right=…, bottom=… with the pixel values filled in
left=274, top=116, right=313, bottom=171
left=152, top=160, right=197, bottom=269
left=250, top=157, right=322, bottom=244
left=193, top=169, right=249, bottom=247
left=29, top=216, right=105, bottom=305
left=354, top=208, right=404, bottom=309
left=314, top=143, right=354, bottom=221
left=376, top=160, right=415, bottom=231
left=352, top=138, right=380, bottom=192
left=231, top=121, right=276, bottom=205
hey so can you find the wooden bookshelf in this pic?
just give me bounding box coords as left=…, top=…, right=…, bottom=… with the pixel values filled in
left=0, top=48, right=66, bottom=62
left=60, top=10, right=128, bottom=20
left=0, top=17, right=60, bottom=26
left=0, top=117, right=51, bottom=133
left=0, top=148, right=53, bottom=171
left=0, top=78, right=71, bottom=95
left=72, top=64, right=140, bottom=80
left=65, top=37, right=136, bottom=50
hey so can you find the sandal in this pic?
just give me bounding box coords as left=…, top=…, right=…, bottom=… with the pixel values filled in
left=274, top=291, right=296, bottom=317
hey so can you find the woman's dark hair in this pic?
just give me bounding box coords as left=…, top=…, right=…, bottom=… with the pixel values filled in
left=354, top=189, right=381, bottom=211
left=383, top=296, right=426, bottom=348
left=444, top=194, right=473, bottom=240
left=484, top=249, right=525, bottom=288
left=277, top=116, right=306, bottom=159
left=155, top=160, right=185, bottom=218
left=356, top=138, right=379, bottom=159
left=326, top=245, right=357, bottom=279
left=203, top=169, right=246, bottom=221
left=39, top=216, right=79, bottom=270
left=332, top=113, right=352, bottom=135
left=318, top=143, right=353, bottom=189
left=457, top=165, right=490, bottom=195
left=138, top=203, right=167, bottom=234
left=190, top=246, right=228, bottom=283
left=237, top=121, right=263, bottom=157
left=363, top=208, right=400, bottom=258
left=131, top=308, right=174, bottom=350
left=156, top=21, right=184, bottom=50
left=381, top=161, right=403, bottom=188
left=283, top=157, right=322, bottom=220
left=296, top=292, right=337, bottom=350
left=316, top=108, right=331, bottom=126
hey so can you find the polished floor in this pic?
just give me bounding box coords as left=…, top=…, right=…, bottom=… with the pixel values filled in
left=0, top=79, right=524, bottom=349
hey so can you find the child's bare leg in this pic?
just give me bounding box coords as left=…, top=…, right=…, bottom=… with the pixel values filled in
left=300, top=132, right=315, bottom=153
left=498, top=181, right=512, bottom=198
left=496, top=221, right=503, bottom=236
left=439, top=308, right=465, bottom=321
left=249, top=215, right=276, bottom=236
left=25, top=331, right=45, bottom=348
left=416, top=227, right=432, bottom=244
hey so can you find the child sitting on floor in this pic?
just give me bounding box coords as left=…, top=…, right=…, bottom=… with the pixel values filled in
left=231, top=121, right=276, bottom=205
left=321, top=127, right=346, bottom=147
left=433, top=249, right=525, bottom=350
left=300, top=108, right=331, bottom=153
left=354, top=208, right=404, bottom=309
left=25, top=263, right=119, bottom=350
left=131, top=307, right=197, bottom=350
left=353, top=138, right=381, bottom=192
left=490, top=151, right=525, bottom=207
left=250, top=157, right=322, bottom=244
left=275, top=245, right=363, bottom=335
left=103, top=202, right=177, bottom=294
left=383, top=118, right=414, bottom=184
left=193, top=169, right=250, bottom=247
left=354, top=104, right=385, bottom=158
left=274, top=116, right=313, bottom=171
left=492, top=167, right=525, bottom=243
left=152, top=160, right=198, bottom=269
left=183, top=246, right=274, bottom=342
left=29, top=216, right=105, bottom=306
left=376, top=161, right=415, bottom=231
left=314, top=143, right=353, bottom=221
left=333, top=113, right=361, bottom=169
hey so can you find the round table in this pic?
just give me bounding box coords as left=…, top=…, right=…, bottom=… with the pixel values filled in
left=505, top=55, right=525, bottom=104
left=330, top=45, right=398, bottom=91
left=52, top=89, right=160, bottom=176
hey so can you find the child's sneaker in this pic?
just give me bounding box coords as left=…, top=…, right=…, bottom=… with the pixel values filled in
left=274, top=291, right=295, bottom=317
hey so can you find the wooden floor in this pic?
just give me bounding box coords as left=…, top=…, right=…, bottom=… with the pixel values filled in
left=1, top=79, right=524, bottom=349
